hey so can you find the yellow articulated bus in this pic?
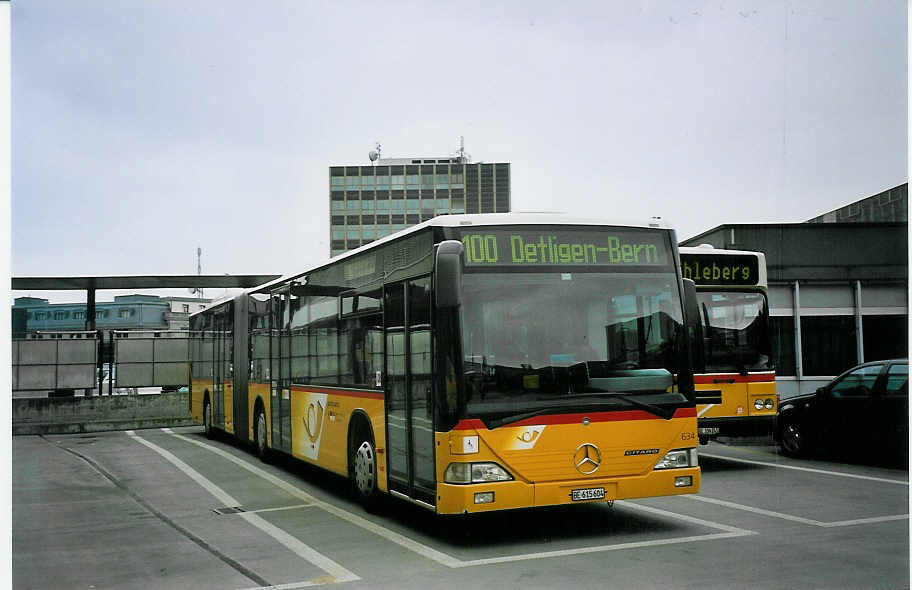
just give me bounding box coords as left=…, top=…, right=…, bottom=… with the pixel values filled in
left=679, top=245, right=777, bottom=444
left=190, top=214, right=703, bottom=514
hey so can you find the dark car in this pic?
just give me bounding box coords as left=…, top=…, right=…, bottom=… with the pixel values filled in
left=775, top=359, right=908, bottom=462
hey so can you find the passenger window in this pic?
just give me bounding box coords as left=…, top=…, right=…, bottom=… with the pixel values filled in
left=831, top=365, right=882, bottom=398
left=884, top=363, right=908, bottom=397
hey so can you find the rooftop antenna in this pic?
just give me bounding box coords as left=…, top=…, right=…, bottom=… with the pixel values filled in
left=455, top=136, right=471, bottom=163
left=189, top=246, right=204, bottom=299
left=368, top=142, right=381, bottom=165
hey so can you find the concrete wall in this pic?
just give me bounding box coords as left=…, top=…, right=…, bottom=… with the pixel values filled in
left=12, top=392, right=194, bottom=435
left=776, top=376, right=830, bottom=399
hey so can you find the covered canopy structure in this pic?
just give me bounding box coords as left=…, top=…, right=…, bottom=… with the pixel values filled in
left=11, top=275, right=281, bottom=331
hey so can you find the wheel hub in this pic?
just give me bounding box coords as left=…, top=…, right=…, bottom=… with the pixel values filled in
left=354, top=441, right=375, bottom=495
left=257, top=414, right=266, bottom=450
left=783, top=424, right=801, bottom=452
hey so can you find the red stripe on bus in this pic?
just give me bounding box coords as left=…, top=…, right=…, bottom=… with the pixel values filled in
left=288, top=385, right=384, bottom=399
left=693, top=373, right=776, bottom=384
left=452, top=407, right=696, bottom=430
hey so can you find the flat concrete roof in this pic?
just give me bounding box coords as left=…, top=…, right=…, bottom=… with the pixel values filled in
left=680, top=222, right=907, bottom=282
left=11, top=275, right=281, bottom=291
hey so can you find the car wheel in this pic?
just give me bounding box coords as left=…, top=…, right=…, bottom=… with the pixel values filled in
left=204, top=399, right=213, bottom=439
left=254, top=407, right=270, bottom=462
left=779, top=417, right=805, bottom=457
left=351, top=432, right=380, bottom=510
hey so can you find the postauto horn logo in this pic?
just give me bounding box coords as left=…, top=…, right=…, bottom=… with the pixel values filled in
left=304, top=400, right=324, bottom=443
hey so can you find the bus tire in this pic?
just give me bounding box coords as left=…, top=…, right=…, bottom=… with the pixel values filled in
left=203, top=397, right=213, bottom=440
left=778, top=417, right=805, bottom=457
left=350, top=426, right=380, bottom=510
left=254, top=405, right=270, bottom=463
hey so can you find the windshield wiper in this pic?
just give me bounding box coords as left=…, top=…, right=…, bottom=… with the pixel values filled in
left=575, top=391, right=677, bottom=420
left=484, top=396, right=675, bottom=430
left=485, top=405, right=580, bottom=430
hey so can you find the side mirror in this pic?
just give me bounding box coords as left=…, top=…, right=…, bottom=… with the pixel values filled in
left=435, top=240, right=464, bottom=309
left=682, top=278, right=705, bottom=375
left=682, top=278, right=700, bottom=328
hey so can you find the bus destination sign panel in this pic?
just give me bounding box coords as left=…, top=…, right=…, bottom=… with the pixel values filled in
left=680, top=253, right=760, bottom=286
left=456, top=228, right=670, bottom=267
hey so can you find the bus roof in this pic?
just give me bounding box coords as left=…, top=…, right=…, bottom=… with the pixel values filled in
left=195, top=213, right=678, bottom=310
left=678, top=244, right=766, bottom=260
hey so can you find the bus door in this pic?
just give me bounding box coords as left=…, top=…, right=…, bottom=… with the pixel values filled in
left=213, top=309, right=232, bottom=432
left=232, top=297, right=249, bottom=443
left=384, top=277, right=436, bottom=505
left=270, top=291, right=292, bottom=453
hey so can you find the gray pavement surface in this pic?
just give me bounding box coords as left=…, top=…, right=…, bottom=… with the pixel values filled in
left=12, top=427, right=910, bottom=590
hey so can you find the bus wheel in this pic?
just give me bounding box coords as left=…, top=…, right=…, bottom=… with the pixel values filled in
left=779, top=418, right=805, bottom=457
left=204, top=399, right=213, bottom=439
left=254, top=407, right=270, bottom=462
left=351, top=433, right=379, bottom=510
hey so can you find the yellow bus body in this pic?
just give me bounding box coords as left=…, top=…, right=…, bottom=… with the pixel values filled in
left=436, top=409, right=699, bottom=514
left=695, top=372, right=777, bottom=421
left=192, top=379, right=698, bottom=514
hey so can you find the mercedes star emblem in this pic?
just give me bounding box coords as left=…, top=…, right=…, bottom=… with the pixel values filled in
left=573, top=443, right=602, bottom=475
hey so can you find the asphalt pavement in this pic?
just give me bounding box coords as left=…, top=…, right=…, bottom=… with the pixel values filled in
left=12, top=428, right=910, bottom=590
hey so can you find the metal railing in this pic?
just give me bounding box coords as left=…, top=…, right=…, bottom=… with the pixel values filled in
left=12, top=331, right=99, bottom=395
left=12, top=330, right=200, bottom=396
left=112, top=330, right=193, bottom=391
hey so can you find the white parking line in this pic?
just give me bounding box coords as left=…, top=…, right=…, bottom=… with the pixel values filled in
left=126, top=431, right=360, bottom=586
left=165, top=430, right=463, bottom=569
left=235, top=579, right=340, bottom=590
left=466, top=502, right=752, bottom=565
left=240, top=504, right=316, bottom=515
left=700, top=452, right=909, bottom=486
left=621, top=500, right=752, bottom=534
left=687, top=494, right=909, bottom=528
left=458, top=501, right=755, bottom=568
left=820, top=514, right=911, bottom=528
left=163, top=429, right=756, bottom=568
left=458, top=532, right=745, bottom=567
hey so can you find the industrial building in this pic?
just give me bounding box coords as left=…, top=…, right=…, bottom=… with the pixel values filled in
left=681, top=183, right=908, bottom=398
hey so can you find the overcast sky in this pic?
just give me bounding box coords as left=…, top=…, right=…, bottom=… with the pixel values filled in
left=10, top=0, right=908, bottom=303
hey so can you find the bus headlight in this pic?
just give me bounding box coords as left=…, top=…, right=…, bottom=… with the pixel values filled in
left=764, top=398, right=775, bottom=410
left=754, top=399, right=764, bottom=410
left=653, top=448, right=698, bottom=470
left=444, top=462, right=513, bottom=484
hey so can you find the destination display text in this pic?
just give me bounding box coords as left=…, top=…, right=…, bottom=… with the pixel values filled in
left=456, top=227, right=670, bottom=267
left=680, top=253, right=760, bottom=286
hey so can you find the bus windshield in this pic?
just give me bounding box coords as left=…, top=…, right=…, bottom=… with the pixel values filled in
left=696, top=291, right=772, bottom=373
left=459, top=270, right=690, bottom=426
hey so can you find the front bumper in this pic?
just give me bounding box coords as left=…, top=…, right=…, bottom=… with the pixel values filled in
left=435, top=466, right=701, bottom=514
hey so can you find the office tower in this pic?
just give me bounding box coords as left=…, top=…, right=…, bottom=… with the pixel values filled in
left=329, top=156, right=511, bottom=256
